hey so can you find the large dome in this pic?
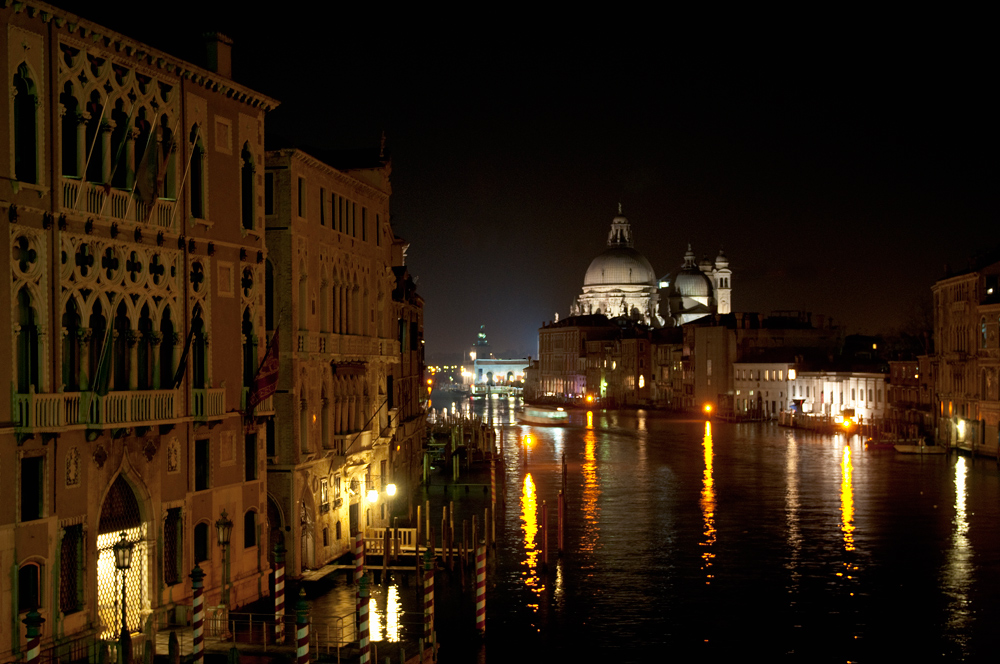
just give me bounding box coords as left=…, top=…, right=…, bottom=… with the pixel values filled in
left=584, top=247, right=657, bottom=286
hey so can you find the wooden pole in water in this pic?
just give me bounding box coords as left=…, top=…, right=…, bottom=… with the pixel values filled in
left=382, top=526, right=389, bottom=584
left=416, top=505, right=422, bottom=548
left=429, top=525, right=436, bottom=563
left=449, top=501, right=455, bottom=571
left=425, top=500, right=431, bottom=545
left=472, top=515, right=478, bottom=555
left=475, top=544, right=486, bottom=634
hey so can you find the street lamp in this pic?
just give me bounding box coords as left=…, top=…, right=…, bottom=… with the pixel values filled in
left=112, top=531, right=134, bottom=664
left=215, top=510, right=233, bottom=610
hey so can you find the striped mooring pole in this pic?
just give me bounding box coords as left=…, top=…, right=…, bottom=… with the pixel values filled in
left=422, top=549, right=434, bottom=643
left=273, top=541, right=286, bottom=644
left=490, top=456, right=496, bottom=514
left=190, top=565, right=205, bottom=664
left=475, top=545, right=486, bottom=634
left=295, top=588, right=310, bottom=664
left=354, top=531, right=365, bottom=612
left=22, top=609, right=43, bottom=664
left=358, top=575, right=371, bottom=664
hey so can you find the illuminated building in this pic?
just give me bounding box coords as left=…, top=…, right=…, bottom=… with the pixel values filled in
left=538, top=315, right=618, bottom=399
left=659, top=245, right=733, bottom=325
left=263, top=148, right=424, bottom=576
left=930, top=259, right=1000, bottom=454
left=1, top=4, right=276, bottom=660
left=570, top=207, right=659, bottom=324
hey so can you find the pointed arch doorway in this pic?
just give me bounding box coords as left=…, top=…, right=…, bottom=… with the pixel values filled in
left=96, top=475, right=149, bottom=639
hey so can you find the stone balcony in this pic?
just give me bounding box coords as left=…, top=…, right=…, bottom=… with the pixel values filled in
left=61, top=177, right=176, bottom=230
left=13, top=388, right=181, bottom=429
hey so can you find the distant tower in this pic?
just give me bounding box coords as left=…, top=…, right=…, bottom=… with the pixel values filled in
left=713, top=249, right=732, bottom=314
left=469, top=324, right=492, bottom=362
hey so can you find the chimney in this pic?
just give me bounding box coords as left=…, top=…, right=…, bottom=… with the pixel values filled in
left=203, top=32, right=233, bottom=78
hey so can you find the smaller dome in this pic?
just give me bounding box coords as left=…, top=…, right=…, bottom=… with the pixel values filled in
left=674, top=268, right=713, bottom=297
left=715, top=249, right=729, bottom=269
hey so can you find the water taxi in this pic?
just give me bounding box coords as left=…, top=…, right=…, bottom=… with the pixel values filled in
left=517, top=405, right=569, bottom=426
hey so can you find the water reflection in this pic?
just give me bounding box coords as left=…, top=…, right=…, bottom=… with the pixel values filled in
left=944, top=457, right=971, bottom=640
left=785, top=433, right=801, bottom=591
left=580, top=430, right=600, bottom=556
left=521, top=473, right=541, bottom=607
left=840, top=445, right=855, bottom=552
left=700, top=421, right=716, bottom=583
left=586, top=410, right=593, bottom=429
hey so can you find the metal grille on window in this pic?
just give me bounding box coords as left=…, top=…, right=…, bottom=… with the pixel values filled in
left=60, top=524, right=84, bottom=614
left=97, top=475, right=148, bottom=639
left=164, top=508, right=181, bottom=585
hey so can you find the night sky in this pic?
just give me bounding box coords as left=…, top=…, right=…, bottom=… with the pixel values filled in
left=55, top=5, right=993, bottom=361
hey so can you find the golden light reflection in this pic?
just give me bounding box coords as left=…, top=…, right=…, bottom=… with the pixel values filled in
left=580, top=430, right=600, bottom=555
left=521, top=473, right=541, bottom=602
left=840, top=445, right=855, bottom=552
left=945, top=457, right=972, bottom=635
left=785, top=435, right=801, bottom=590
left=700, top=421, right=716, bottom=583
left=586, top=410, right=593, bottom=429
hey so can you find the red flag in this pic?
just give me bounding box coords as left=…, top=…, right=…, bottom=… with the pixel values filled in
left=248, top=330, right=279, bottom=412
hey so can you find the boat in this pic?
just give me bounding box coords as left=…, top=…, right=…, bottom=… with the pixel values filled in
left=894, top=444, right=947, bottom=454
left=517, top=405, right=569, bottom=425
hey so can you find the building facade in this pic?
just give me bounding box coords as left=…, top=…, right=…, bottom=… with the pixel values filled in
left=263, top=149, right=423, bottom=577
left=2, top=5, right=277, bottom=662
left=931, top=260, right=1000, bottom=453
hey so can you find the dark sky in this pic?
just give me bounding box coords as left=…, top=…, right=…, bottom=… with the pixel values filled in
left=56, top=5, right=993, bottom=361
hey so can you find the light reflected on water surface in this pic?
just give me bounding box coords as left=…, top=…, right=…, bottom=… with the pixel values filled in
left=700, top=421, right=716, bottom=582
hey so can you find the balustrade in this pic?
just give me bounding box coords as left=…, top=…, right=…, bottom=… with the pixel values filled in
left=12, top=389, right=179, bottom=428
left=59, top=177, right=176, bottom=230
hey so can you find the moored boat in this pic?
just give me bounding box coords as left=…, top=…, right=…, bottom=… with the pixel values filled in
left=894, top=444, right=947, bottom=454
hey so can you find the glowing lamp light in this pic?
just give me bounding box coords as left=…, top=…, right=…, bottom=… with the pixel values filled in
left=957, top=419, right=966, bottom=438
left=386, top=483, right=396, bottom=497
left=704, top=404, right=713, bottom=414
left=586, top=394, right=594, bottom=403
left=788, top=369, right=796, bottom=380
left=639, top=374, right=645, bottom=389
left=367, top=489, right=379, bottom=503
left=524, top=434, right=533, bottom=447
left=113, top=531, right=134, bottom=570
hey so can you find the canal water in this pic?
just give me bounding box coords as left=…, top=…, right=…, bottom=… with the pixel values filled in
left=313, top=394, right=1000, bottom=662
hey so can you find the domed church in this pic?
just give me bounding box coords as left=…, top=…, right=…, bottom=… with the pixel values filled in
left=570, top=206, right=659, bottom=325
left=568, top=207, right=732, bottom=327
left=659, top=244, right=732, bottom=325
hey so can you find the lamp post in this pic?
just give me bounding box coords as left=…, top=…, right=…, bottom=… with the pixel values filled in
left=112, top=531, right=134, bottom=664
left=215, top=510, right=233, bottom=611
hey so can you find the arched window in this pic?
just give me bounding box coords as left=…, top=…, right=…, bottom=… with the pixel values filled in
left=243, top=510, right=257, bottom=548
left=13, top=64, right=38, bottom=184
left=299, top=394, right=309, bottom=454
left=189, top=126, right=206, bottom=218
left=160, top=307, right=175, bottom=388
left=113, top=301, right=130, bottom=391
left=16, top=288, right=40, bottom=393
left=60, top=83, right=81, bottom=178
left=89, top=301, right=108, bottom=392
left=192, top=307, right=206, bottom=389
left=110, top=99, right=130, bottom=189
left=85, top=91, right=105, bottom=183
left=62, top=298, right=82, bottom=391
left=241, top=142, right=254, bottom=230
left=982, top=317, right=988, bottom=349
left=242, top=308, right=256, bottom=389
left=194, top=522, right=209, bottom=562
left=18, top=562, right=41, bottom=612
left=137, top=304, right=153, bottom=390
left=265, top=260, right=274, bottom=331
left=159, top=115, right=176, bottom=199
